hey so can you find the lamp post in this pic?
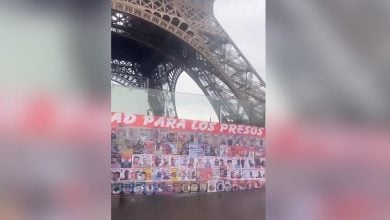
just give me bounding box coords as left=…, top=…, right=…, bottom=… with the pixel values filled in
left=219, top=105, right=223, bottom=123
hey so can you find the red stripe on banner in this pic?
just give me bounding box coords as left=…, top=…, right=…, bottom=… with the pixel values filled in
left=111, top=112, right=265, bottom=138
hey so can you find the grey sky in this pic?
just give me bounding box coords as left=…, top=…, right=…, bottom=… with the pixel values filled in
left=175, top=0, right=265, bottom=121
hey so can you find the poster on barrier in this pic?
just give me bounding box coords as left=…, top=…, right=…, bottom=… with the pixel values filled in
left=253, top=180, right=261, bottom=189
left=207, top=180, right=217, bottom=192
left=188, top=143, right=199, bottom=157
left=178, top=167, right=189, bottom=181
left=132, top=154, right=152, bottom=168
left=198, top=168, right=212, bottom=181
left=112, top=183, right=122, bottom=195
left=187, top=157, right=196, bottom=169
left=233, top=146, right=247, bottom=157
left=224, top=180, right=232, bottom=191
left=226, top=158, right=234, bottom=170
left=160, top=168, right=171, bottom=181
left=122, top=183, right=134, bottom=195
left=248, top=169, right=256, bottom=179
left=152, top=168, right=161, bottom=181
left=111, top=113, right=265, bottom=196
left=190, top=182, right=199, bottom=193
left=204, top=157, right=212, bottom=168
left=155, top=182, right=173, bottom=195
left=199, top=181, right=208, bottom=193
left=120, top=169, right=132, bottom=181
left=179, top=155, right=189, bottom=167
left=111, top=169, right=121, bottom=182
left=234, top=169, right=243, bottom=180
left=238, top=180, right=247, bottom=190
left=161, top=142, right=173, bottom=155
left=228, top=169, right=235, bottom=180
left=144, top=167, right=152, bottom=181
left=133, top=182, right=145, bottom=195
left=188, top=168, right=197, bottom=181
left=111, top=153, right=121, bottom=169
left=133, top=142, right=144, bottom=154
left=182, top=182, right=191, bottom=193
left=246, top=180, right=254, bottom=190
left=150, top=128, right=159, bottom=141
left=173, top=182, right=183, bottom=193
left=216, top=180, right=225, bottom=192
left=231, top=180, right=239, bottom=191
left=171, top=167, right=180, bottom=181
left=219, top=164, right=228, bottom=179
left=144, top=183, right=155, bottom=195
left=170, top=155, right=180, bottom=167
left=130, top=168, right=144, bottom=181
left=260, top=178, right=266, bottom=187
left=161, top=155, right=171, bottom=167
left=152, top=155, right=162, bottom=167
left=204, top=144, right=213, bottom=156
left=212, top=168, right=220, bottom=180
left=196, top=157, right=205, bottom=168
left=144, top=141, right=156, bottom=154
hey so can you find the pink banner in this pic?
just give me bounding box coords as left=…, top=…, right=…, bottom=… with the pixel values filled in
left=111, top=112, right=265, bottom=137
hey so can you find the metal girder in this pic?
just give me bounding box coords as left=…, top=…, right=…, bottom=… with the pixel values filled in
left=111, top=0, right=266, bottom=126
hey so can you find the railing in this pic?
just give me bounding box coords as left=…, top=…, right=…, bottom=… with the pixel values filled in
left=111, top=84, right=265, bottom=126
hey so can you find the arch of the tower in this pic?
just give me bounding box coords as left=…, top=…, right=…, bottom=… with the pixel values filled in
left=111, top=5, right=265, bottom=126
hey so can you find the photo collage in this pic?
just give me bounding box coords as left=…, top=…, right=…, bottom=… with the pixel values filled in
left=111, top=123, right=266, bottom=195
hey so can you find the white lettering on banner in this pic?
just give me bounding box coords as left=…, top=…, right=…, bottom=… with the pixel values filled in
left=228, top=124, right=237, bottom=134
left=250, top=127, right=258, bottom=135
left=176, top=119, right=186, bottom=129
left=215, top=122, right=264, bottom=136
left=165, top=118, right=176, bottom=129
left=154, top=117, right=165, bottom=127
left=220, top=124, right=229, bottom=132
left=191, top=121, right=199, bottom=130
left=237, top=125, right=245, bottom=134
left=191, top=121, right=216, bottom=131
left=143, top=116, right=154, bottom=125
left=198, top=122, right=208, bottom=131
left=111, top=113, right=122, bottom=123
left=111, top=113, right=265, bottom=137
left=208, top=122, right=217, bottom=132
left=123, top=114, right=136, bottom=124
left=244, top=126, right=250, bottom=135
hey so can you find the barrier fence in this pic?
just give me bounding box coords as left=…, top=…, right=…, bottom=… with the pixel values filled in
left=111, top=113, right=266, bottom=195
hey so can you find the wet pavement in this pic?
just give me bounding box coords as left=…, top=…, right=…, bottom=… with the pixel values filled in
left=112, top=189, right=265, bottom=220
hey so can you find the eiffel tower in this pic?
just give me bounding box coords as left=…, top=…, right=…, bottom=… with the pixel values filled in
left=111, top=0, right=266, bottom=126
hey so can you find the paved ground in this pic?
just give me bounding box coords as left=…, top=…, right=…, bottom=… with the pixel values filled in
left=112, top=189, right=265, bottom=220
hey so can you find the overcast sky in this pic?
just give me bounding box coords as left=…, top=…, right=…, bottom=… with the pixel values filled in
left=175, top=0, right=265, bottom=121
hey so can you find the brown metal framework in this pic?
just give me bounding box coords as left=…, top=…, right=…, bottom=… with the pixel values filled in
left=111, top=0, right=265, bottom=126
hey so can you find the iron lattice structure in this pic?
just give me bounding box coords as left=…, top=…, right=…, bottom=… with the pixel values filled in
left=111, top=0, right=266, bottom=126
